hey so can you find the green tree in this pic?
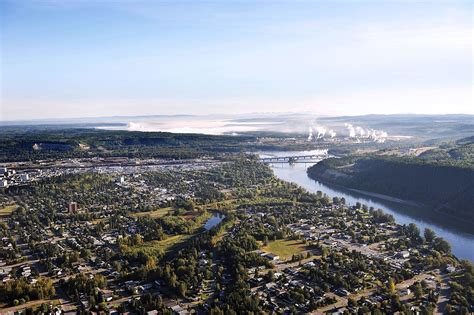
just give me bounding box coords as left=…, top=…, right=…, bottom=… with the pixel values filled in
left=424, top=228, right=436, bottom=243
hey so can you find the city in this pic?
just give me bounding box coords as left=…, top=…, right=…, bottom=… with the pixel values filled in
left=1, top=0, right=473, bottom=314
left=0, top=154, right=472, bottom=314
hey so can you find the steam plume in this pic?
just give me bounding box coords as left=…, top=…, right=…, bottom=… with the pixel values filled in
left=307, top=127, right=313, bottom=141
left=344, top=123, right=388, bottom=142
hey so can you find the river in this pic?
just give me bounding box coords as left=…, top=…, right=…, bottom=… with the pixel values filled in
left=258, top=150, right=474, bottom=262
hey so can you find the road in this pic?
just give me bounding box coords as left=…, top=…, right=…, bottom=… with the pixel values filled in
left=435, top=272, right=451, bottom=315
left=310, top=273, right=434, bottom=314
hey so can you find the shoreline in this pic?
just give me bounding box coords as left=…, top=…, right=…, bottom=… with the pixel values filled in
left=345, top=187, right=422, bottom=207
left=306, top=172, right=474, bottom=235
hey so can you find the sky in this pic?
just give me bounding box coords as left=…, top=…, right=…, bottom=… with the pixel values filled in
left=0, top=0, right=472, bottom=121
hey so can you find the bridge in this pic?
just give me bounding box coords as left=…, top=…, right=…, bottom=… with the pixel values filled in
left=260, top=154, right=327, bottom=164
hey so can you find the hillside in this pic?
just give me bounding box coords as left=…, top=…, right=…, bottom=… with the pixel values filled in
left=308, top=139, right=474, bottom=222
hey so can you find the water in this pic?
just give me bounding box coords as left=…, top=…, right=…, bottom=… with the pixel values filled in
left=258, top=151, right=474, bottom=262
left=204, top=213, right=225, bottom=230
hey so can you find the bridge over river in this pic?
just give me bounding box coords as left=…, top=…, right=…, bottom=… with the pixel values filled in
left=260, top=153, right=328, bottom=164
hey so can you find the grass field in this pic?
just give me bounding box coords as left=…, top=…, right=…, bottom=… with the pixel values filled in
left=131, top=207, right=172, bottom=219
left=122, top=234, right=191, bottom=256
left=262, top=239, right=308, bottom=260
left=0, top=204, right=18, bottom=217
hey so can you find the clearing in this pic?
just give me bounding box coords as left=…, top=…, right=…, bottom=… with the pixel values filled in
left=0, top=204, right=18, bottom=218
left=122, top=234, right=191, bottom=257
left=131, top=207, right=172, bottom=219
left=262, top=239, right=308, bottom=260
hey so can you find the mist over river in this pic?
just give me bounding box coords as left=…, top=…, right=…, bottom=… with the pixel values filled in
left=258, top=151, right=474, bottom=262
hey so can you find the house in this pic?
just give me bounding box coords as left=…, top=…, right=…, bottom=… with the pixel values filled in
left=304, top=261, right=316, bottom=268
left=263, top=253, right=280, bottom=261
left=335, top=288, right=350, bottom=297
left=399, top=288, right=411, bottom=296
left=329, top=307, right=347, bottom=314
left=101, top=290, right=114, bottom=302
left=265, top=282, right=277, bottom=290
left=397, top=251, right=410, bottom=258
left=20, top=174, right=29, bottom=182
left=170, top=305, right=189, bottom=315
left=446, top=265, right=456, bottom=273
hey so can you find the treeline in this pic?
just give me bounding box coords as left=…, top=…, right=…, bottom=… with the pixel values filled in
left=0, top=277, right=55, bottom=306
left=0, top=127, right=322, bottom=162
left=308, top=155, right=474, bottom=222
left=0, top=128, right=254, bottom=162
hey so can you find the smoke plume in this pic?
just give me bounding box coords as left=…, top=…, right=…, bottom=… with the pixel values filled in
left=345, top=123, right=388, bottom=142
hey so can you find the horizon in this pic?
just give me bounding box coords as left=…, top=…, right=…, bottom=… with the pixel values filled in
left=1, top=111, right=473, bottom=125
left=1, top=0, right=473, bottom=120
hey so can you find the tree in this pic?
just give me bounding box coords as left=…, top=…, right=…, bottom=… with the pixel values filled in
left=434, top=237, right=451, bottom=254
left=348, top=297, right=356, bottom=307
left=178, top=282, right=187, bottom=297
left=387, top=278, right=396, bottom=294
left=413, top=283, right=423, bottom=299
left=424, top=228, right=436, bottom=243
left=265, top=270, right=274, bottom=282
left=391, top=295, right=401, bottom=311
left=407, top=223, right=420, bottom=238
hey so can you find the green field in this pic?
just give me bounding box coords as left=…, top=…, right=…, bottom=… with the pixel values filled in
left=131, top=207, right=172, bottom=219
left=0, top=204, right=18, bottom=217
left=262, top=239, right=308, bottom=260
left=122, top=234, right=191, bottom=257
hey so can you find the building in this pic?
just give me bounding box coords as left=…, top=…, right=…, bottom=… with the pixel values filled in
left=69, top=202, right=78, bottom=213
left=263, top=253, right=280, bottom=261
left=170, top=305, right=189, bottom=315
left=397, top=251, right=410, bottom=258
left=0, top=180, right=8, bottom=188
left=20, top=174, right=29, bottom=182
left=119, top=176, right=125, bottom=184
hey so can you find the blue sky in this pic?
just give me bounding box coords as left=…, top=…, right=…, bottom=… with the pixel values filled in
left=1, top=0, right=472, bottom=120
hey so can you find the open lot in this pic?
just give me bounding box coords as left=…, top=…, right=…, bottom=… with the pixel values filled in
left=0, top=204, right=18, bottom=218
left=121, top=234, right=191, bottom=257
left=262, top=239, right=308, bottom=260
left=131, top=207, right=173, bottom=219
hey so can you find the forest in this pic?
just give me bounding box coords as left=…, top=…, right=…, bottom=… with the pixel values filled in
left=0, top=126, right=323, bottom=162
left=308, top=137, right=474, bottom=223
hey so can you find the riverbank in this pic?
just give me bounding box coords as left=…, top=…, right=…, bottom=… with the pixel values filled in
left=343, top=186, right=420, bottom=207
left=268, top=161, right=474, bottom=262
left=307, top=156, right=474, bottom=224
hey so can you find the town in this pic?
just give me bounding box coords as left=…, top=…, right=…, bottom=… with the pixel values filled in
left=0, top=156, right=472, bottom=314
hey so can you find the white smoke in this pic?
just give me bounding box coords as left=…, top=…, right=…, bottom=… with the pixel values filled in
left=345, top=123, right=356, bottom=137
left=355, top=126, right=365, bottom=137
left=127, top=122, right=147, bottom=131
left=315, top=126, right=326, bottom=139
left=307, top=124, right=337, bottom=141
left=344, top=123, right=388, bottom=143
